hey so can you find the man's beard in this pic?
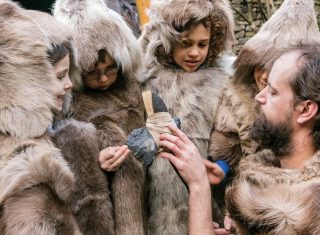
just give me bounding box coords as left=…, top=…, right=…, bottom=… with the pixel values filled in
left=249, top=112, right=293, bottom=157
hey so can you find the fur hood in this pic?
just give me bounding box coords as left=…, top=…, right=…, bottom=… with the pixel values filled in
left=25, top=10, right=75, bottom=115
left=226, top=150, right=320, bottom=234
left=139, top=0, right=235, bottom=81
left=0, top=1, right=56, bottom=139
left=234, top=0, right=320, bottom=85
left=53, top=0, right=143, bottom=90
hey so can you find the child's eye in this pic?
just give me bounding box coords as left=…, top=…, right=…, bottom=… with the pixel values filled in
left=198, top=43, right=208, bottom=48
left=180, top=40, right=191, bottom=48
left=57, top=73, right=66, bottom=80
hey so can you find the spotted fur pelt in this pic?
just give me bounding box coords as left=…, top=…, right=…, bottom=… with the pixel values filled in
left=226, top=150, right=320, bottom=235
left=210, top=81, right=259, bottom=171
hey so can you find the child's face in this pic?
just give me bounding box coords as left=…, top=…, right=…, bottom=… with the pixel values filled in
left=82, top=53, right=118, bottom=91
left=52, top=54, right=72, bottom=112
left=172, top=23, right=210, bottom=72
left=254, top=66, right=268, bottom=91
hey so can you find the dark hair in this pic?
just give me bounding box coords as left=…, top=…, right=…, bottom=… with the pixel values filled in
left=289, top=45, right=320, bottom=148
left=47, top=42, right=70, bottom=66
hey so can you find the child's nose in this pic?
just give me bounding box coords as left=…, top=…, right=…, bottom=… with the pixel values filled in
left=99, top=74, right=109, bottom=83
left=188, top=47, right=200, bottom=57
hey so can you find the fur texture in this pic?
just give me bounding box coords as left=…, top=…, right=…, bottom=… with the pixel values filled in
left=211, top=0, right=320, bottom=172
left=0, top=1, right=80, bottom=234
left=0, top=1, right=55, bottom=139
left=53, top=0, right=143, bottom=89
left=25, top=9, right=75, bottom=115
left=139, top=0, right=235, bottom=233
left=54, top=1, right=147, bottom=234
left=226, top=150, right=320, bottom=234
left=49, top=119, right=115, bottom=235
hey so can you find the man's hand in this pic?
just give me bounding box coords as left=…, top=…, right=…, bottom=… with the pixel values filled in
left=99, top=145, right=130, bottom=171
left=159, top=124, right=208, bottom=188
left=204, top=160, right=225, bottom=185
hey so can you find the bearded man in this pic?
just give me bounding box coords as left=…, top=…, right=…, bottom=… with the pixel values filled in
left=159, top=44, right=320, bottom=235
left=224, top=45, right=320, bottom=234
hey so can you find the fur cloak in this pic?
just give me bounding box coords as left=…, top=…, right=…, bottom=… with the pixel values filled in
left=139, top=0, right=235, bottom=233
left=53, top=1, right=146, bottom=234
left=0, top=1, right=81, bottom=234
left=211, top=0, right=320, bottom=173
left=226, top=150, right=320, bottom=234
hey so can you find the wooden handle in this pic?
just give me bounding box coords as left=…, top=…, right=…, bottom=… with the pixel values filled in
left=142, top=90, right=154, bottom=116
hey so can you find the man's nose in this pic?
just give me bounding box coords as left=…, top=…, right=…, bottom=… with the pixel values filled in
left=255, top=87, right=267, bottom=104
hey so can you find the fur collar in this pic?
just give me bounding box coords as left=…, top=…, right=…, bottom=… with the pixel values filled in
left=226, top=150, right=320, bottom=234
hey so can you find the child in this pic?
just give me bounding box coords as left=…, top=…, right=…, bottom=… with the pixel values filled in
left=0, top=2, right=80, bottom=234
left=139, top=0, right=235, bottom=233
left=54, top=0, right=146, bottom=234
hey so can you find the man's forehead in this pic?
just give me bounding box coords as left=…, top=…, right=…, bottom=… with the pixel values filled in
left=269, top=51, right=301, bottom=83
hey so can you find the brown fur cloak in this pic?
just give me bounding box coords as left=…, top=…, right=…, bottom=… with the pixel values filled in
left=53, top=1, right=146, bottom=234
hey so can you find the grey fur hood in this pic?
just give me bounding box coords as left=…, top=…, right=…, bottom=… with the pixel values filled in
left=53, top=0, right=143, bottom=89
left=0, top=1, right=56, bottom=139
left=25, top=10, right=75, bottom=116
left=234, top=0, right=320, bottom=85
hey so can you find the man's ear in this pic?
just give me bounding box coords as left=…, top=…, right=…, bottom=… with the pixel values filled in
left=297, top=100, right=319, bottom=124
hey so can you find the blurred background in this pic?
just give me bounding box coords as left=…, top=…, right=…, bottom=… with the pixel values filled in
left=14, top=0, right=320, bottom=54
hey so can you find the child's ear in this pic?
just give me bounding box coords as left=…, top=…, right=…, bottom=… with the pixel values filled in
left=297, top=100, right=319, bottom=124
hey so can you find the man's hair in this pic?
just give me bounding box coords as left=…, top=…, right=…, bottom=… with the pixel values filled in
left=290, top=44, right=320, bottom=148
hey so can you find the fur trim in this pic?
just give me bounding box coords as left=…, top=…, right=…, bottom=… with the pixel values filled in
left=234, top=0, right=320, bottom=85
left=226, top=150, right=320, bottom=234
left=0, top=1, right=56, bottom=138
left=53, top=0, right=143, bottom=89
left=139, top=0, right=235, bottom=82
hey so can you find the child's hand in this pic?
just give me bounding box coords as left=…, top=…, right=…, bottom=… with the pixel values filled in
left=99, top=145, right=130, bottom=171
left=204, top=160, right=225, bottom=185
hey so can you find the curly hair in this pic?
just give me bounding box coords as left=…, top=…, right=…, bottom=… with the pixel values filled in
left=155, top=10, right=229, bottom=69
